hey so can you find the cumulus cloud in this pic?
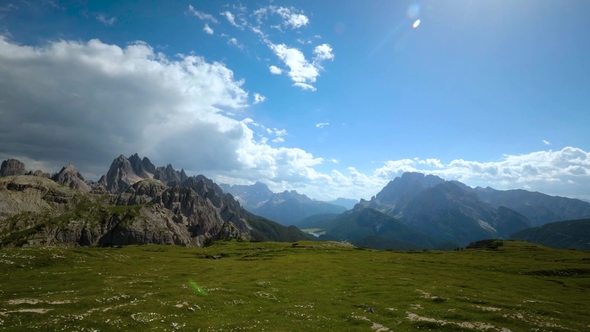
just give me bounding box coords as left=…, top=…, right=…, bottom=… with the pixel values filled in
left=96, top=14, right=116, bottom=26
left=313, top=44, right=334, bottom=62
left=203, top=23, right=214, bottom=35
left=253, top=93, right=266, bottom=104
left=268, top=43, right=333, bottom=90
left=187, top=5, right=218, bottom=23
left=269, top=65, right=282, bottom=74
left=316, top=122, right=329, bottom=128
left=543, top=140, right=551, bottom=145
left=255, top=6, right=309, bottom=30
left=0, top=36, right=325, bottom=185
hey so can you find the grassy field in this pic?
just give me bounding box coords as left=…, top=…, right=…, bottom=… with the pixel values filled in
left=0, top=240, right=589, bottom=331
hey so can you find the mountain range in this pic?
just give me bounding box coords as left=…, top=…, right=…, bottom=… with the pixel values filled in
left=220, top=182, right=349, bottom=224
left=0, top=155, right=311, bottom=248
left=358, top=172, right=590, bottom=246
left=2, top=155, right=589, bottom=250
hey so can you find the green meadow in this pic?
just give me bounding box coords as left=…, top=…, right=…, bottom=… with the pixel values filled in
left=0, top=240, right=589, bottom=331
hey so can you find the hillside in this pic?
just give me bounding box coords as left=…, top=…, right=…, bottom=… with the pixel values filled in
left=319, top=206, right=456, bottom=250
left=0, top=156, right=311, bottom=247
left=511, top=218, right=590, bottom=250
left=0, top=240, right=588, bottom=331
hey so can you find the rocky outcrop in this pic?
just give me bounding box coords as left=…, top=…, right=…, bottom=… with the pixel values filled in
left=33, top=170, right=51, bottom=178
left=182, top=176, right=249, bottom=231
left=52, top=164, right=92, bottom=192
left=114, top=180, right=167, bottom=206
left=99, top=155, right=146, bottom=194
left=0, top=159, right=26, bottom=177
left=128, top=153, right=156, bottom=178
left=153, top=164, right=181, bottom=186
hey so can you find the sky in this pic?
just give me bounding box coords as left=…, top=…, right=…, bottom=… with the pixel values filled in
left=0, top=0, right=589, bottom=201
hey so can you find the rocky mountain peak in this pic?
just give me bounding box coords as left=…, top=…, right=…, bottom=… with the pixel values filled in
left=99, top=154, right=144, bottom=194
left=51, top=163, right=91, bottom=192
left=0, top=159, right=26, bottom=177
left=373, top=172, right=445, bottom=212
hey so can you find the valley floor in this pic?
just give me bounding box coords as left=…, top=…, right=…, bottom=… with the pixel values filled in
left=0, top=240, right=589, bottom=331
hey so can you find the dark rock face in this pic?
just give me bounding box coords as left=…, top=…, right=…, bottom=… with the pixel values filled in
left=52, top=164, right=91, bottom=192
left=154, top=164, right=181, bottom=186
left=128, top=153, right=155, bottom=178
left=182, top=176, right=249, bottom=232
left=0, top=159, right=26, bottom=177
left=99, top=155, right=148, bottom=194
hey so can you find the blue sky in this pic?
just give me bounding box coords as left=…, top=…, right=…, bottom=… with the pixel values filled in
left=1, top=0, right=589, bottom=201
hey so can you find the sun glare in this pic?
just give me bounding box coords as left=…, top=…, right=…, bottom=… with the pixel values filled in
left=413, top=19, right=421, bottom=28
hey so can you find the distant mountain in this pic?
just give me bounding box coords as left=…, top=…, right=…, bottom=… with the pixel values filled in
left=372, top=172, right=445, bottom=216
left=220, top=182, right=347, bottom=225
left=471, top=187, right=590, bottom=226
left=362, top=172, right=532, bottom=246
left=219, top=182, right=274, bottom=210
left=327, top=198, right=358, bottom=210
left=319, top=206, right=457, bottom=250
left=0, top=156, right=311, bottom=248
left=510, top=219, right=590, bottom=250
left=250, top=190, right=346, bottom=225
left=401, top=182, right=531, bottom=245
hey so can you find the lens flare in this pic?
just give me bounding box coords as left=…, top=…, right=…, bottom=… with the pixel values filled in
left=407, top=3, right=421, bottom=19
left=189, top=280, right=208, bottom=296
left=413, top=19, right=421, bottom=28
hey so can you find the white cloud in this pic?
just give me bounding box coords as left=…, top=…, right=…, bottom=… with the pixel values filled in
left=203, top=24, right=214, bottom=35
left=282, top=13, right=309, bottom=29
left=253, top=93, right=266, bottom=104
left=269, top=65, right=282, bottom=74
left=316, top=122, right=329, bottom=128
left=331, top=158, right=339, bottom=164
left=313, top=44, right=334, bottom=62
left=543, top=140, right=551, bottom=145
left=187, top=5, right=218, bottom=23
left=293, top=82, right=316, bottom=91
left=227, top=37, right=243, bottom=49
left=418, top=158, right=444, bottom=168
left=96, top=14, right=116, bottom=26
left=268, top=6, right=309, bottom=29
left=0, top=36, right=323, bottom=186
left=221, top=11, right=243, bottom=29
left=272, top=137, right=284, bottom=143
left=268, top=43, right=318, bottom=87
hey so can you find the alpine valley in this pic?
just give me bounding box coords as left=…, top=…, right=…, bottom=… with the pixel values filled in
left=1, top=155, right=590, bottom=250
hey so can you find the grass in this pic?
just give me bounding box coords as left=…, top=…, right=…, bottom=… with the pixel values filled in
left=0, top=240, right=589, bottom=331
